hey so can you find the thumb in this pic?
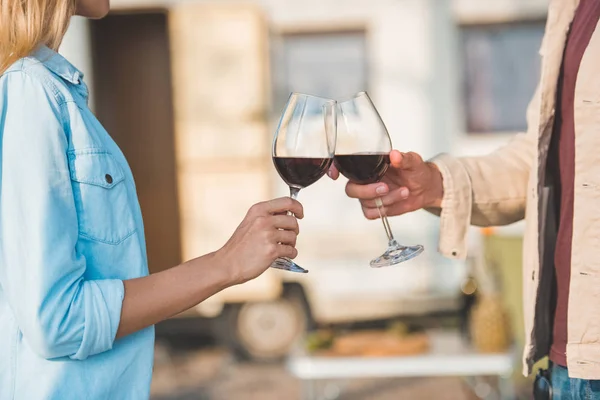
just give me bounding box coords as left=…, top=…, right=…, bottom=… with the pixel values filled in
left=389, top=150, right=403, bottom=169
left=327, top=162, right=340, bottom=180
left=394, top=151, right=423, bottom=170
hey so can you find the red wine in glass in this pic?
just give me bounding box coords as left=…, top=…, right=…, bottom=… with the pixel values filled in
left=273, top=157, right=333, bottom=189
left=333, top=153, right=390, bottom=185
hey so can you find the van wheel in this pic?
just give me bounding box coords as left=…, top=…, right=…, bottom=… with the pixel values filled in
left=220, top=289, right=309, bottom=362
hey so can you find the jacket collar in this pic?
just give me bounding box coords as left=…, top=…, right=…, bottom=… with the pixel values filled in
left=31, top=45, right=83, bottom=85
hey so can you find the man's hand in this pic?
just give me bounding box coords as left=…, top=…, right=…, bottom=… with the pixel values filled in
left=329, top=150, right=444, bottom=220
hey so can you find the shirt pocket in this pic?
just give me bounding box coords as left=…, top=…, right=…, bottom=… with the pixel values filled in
left=68, top=149, right=137, bottom=245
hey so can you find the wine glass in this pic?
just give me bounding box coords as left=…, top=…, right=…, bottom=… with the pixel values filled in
left=271, top=93, right=337, bottom=273
left=335, top=91, right=424, bottom=267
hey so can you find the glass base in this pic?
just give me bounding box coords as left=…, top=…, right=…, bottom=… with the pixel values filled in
left=370, top=239, right=424, bottom=268
left=270, top=257, right=308, bottom=273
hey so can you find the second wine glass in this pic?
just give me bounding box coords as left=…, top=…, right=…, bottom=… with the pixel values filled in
left=271, top=93, right=337, bottom=273
left=335, top=91, right=424, bottom=267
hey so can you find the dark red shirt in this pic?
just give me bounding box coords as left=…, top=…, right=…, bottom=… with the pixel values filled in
left=550, top=0, right=600, bottom=367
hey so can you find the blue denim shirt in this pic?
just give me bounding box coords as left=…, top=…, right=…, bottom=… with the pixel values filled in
left=0, top=46, right=154, bottom=399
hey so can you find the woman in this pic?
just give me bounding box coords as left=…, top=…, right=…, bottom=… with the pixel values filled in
left=0, top=0, right=302, bottom=398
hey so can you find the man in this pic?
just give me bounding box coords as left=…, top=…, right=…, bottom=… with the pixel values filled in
left=330, top=0, right=600, bottom=397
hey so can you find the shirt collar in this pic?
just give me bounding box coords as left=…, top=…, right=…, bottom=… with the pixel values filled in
left=31, top=45, right=84, bottom=85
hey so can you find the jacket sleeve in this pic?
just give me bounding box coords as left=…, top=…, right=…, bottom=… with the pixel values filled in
left=0, top=70, right=124, bottom=360
left=428, top=83, right=540, bottom=260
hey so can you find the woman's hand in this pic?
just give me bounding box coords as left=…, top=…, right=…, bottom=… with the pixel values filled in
left=116, top=197, right=303, bottom=339
left=215, top=197, right=304, bottom=284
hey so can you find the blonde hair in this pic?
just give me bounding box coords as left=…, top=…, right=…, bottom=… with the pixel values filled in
left=0, top=0, right=76, bottom=74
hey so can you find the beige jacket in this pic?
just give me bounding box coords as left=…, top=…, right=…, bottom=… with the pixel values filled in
left=432, top=0, right=600, bottom=379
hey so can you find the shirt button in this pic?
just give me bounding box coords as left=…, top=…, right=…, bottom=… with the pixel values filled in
left=105, top=174, right=113, bottom=184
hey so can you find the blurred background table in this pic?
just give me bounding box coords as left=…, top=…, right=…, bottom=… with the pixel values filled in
left=287, top=330, right=515, bottom=400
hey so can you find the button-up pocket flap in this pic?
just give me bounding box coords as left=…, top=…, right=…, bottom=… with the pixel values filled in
left=68, top=150, right=125, bottom=189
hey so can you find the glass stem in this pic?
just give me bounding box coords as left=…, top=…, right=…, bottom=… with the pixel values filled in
left=288, top=187, right=300, bottom=217
left=375, top=197, right=395, bottom=243
left=289, top=186, right=300, bottom=201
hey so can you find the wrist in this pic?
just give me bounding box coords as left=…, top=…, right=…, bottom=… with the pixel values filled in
left=424, top=162, right=444, bottom=209
left=196, top=250, right=239, bottom=290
